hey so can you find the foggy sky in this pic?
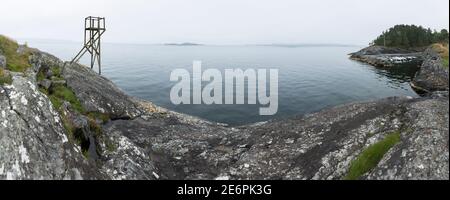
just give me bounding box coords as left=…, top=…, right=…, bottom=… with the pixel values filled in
left=1, top=0, right=449, bottom=45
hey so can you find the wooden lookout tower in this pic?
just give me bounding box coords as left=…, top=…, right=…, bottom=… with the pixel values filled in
left=71, top=16, right=106, bottom=74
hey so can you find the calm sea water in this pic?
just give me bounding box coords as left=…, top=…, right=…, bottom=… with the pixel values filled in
left=22, top=40, right=419, bottom=125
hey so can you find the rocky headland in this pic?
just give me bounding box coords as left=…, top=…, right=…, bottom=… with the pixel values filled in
left=0, top=36, right=448, bottom=180
left=350, top=44, right=449, bottom=94
left=349, top=45, right=424, bottom=68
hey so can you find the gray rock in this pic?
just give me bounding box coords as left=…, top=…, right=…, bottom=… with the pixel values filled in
left=38, top=79, right=52, bottom=90
left=46, top=70, right=53, bottom=79
left=29, top=50, right=64, bottom=73
left=16, top=45, right=28, bottom=55
left=0, top=55, right=6, bottom=69
left=0, top=75, right=105, bottom=180
left=411, top=47, right=449, bottom=93
left=349, top=46, right=423, bottom=68
left=100, top=97, right=448, bottom=180
left=366, top=96, right=449, bottom=180
left=51, top=80, right=66, bottom=86
left=61, top=105, right=100, bottom=161
left=62, top=62, right=142, bottom=119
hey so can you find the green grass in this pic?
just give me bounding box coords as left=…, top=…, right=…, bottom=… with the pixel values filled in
left=87, top=112, right=111, bottom=123
left=105, top=138, right=117, bottom=152
left=88, top=117, right=102, bottom=136
left=48, top=89, right=86, bottom=153
left=345, top=131, right=401, bottom=180
left=0, top=68, right=12, bottom=85
left=51, top=66, right=61, bottom=77
left=49, top=95, right=63, bottom=110
left=442, top=57, right=449, bottom=69
left=32, top=54, right=111, bottom=158
left=37, top=68, right=46, bottom=82
left=38, top=65, right=63, bottom=82
left=61, top=113, right=76, bottom=136
left=0, top=35, right=31, bottom=72
left=50, top=85, right=85, bottom=113
left=39, top=79, right=110, bottom=156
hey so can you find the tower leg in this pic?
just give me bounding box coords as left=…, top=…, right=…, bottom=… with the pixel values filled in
left=98, top=35, right=101, bottom=75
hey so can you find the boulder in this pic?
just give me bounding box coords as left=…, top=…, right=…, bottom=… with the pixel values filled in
left=411, top=47, right=449, bottom=92
left=38, top=79, right=52, bottom=90
left=62, top=62, right=142, bottom=119
left=45, top=69, right=53, bottom=79
left=0, top=75, right=105, bottom=179
left=29, top=50, right=64, bottom=73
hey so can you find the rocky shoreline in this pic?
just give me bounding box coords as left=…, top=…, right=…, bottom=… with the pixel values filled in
left=350, top=45, right=449, bottom=94
left=0, top=42, right=448, bottom=180
left=411, top=47, right=449, bottom=93
left=349, top=45, right=424, bottom=68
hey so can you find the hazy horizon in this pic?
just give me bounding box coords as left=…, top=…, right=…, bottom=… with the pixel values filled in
left=2, top=0, right=449, bottom=45
left=15, top=37, right=365, bottom=47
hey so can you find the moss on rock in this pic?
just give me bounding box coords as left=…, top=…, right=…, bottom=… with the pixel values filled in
left=345, top=131, right=401, bottom=180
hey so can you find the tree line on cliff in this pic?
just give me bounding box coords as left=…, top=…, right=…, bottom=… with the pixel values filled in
left=372, top=24, right=449, bottom=48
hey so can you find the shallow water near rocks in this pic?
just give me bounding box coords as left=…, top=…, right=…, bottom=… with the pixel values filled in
left=22, top=40, right=420, bottom=126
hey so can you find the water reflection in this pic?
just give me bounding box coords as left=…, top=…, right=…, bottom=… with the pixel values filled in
left=357, top=60, right=421, bottom=91
left=372, top=62, right=421, bottom=82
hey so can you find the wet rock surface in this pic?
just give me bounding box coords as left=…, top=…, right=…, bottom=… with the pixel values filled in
left=1, top=46, right=448, bottom=180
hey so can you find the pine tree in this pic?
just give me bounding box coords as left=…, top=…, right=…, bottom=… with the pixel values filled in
left=372, top=25, right=448, bottom=48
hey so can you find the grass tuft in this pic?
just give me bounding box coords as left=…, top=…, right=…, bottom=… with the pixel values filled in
left=0, top=35, right=31, bottom=72
left=37, top=68, right=46, bottom=82
left=50, top=85, right=85, bottom=113
left=345, top=131, right=401, bottom=180
left=431, top=43, right=449, bottom=69
left=0, top=68, right=12, bottom=85
left=51, top=66, right=62, bottom=77
left=87, top=112, right=111, bottom=123
left=442, top=57, right=449, bottom=69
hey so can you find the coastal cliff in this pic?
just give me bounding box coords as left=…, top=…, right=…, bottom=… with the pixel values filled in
left=1, top=36, right=448, bottom=180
